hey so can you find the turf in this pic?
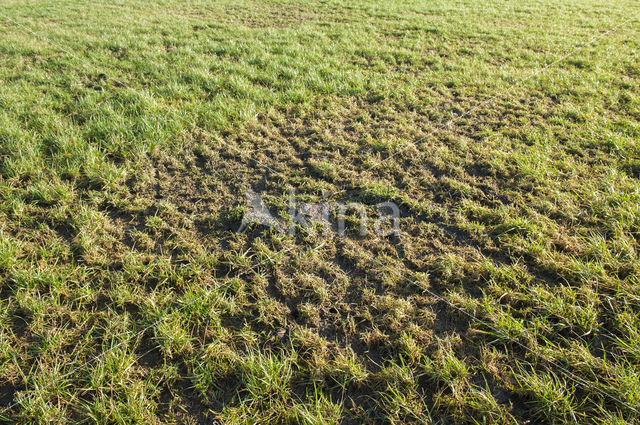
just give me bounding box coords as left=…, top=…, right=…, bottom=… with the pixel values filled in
left=0, top=0, right=639, bottom=423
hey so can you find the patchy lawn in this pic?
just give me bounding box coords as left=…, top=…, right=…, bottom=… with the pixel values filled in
left=0, top=0, right=639, bottom=423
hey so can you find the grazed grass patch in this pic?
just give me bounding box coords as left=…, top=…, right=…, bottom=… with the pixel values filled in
left=0, top=0, right=639, bottom=423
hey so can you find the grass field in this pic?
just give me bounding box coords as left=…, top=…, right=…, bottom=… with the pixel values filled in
left=1, top=0, right=640, bottom=423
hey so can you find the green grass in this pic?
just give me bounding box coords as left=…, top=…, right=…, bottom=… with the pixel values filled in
left=0, top=0, right=639, bottom=423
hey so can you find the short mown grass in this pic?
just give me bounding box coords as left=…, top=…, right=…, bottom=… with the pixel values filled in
left=1, top=0, right=639, bottom=423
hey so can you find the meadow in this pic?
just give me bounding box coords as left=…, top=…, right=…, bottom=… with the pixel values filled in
left=0, top=0, right=639, bottom=423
